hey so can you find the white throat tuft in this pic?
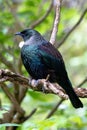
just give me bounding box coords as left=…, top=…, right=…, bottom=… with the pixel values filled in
left=19, top=41, right=25, bottom=48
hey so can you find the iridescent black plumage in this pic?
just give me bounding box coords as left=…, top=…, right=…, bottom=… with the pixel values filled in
left=15, top=29, right=83, bottom=108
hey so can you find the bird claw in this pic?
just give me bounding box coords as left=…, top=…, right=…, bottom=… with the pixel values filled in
left=42, top=86, right=46, bottom=93
left=29, top=77, right=49, bottom=93
left=29, top=78, right=38, bottom=88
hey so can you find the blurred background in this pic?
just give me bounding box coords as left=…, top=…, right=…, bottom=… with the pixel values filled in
left=0, top=0, right=87, bottom=130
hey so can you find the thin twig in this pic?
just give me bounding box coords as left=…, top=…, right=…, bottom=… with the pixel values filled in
left=76, top=77, right=87, bottom=88
left=57, top=8, right=87, bottom=48
left=30, top=0, right=53, bottom=29
left=17, top=56, right=23, bottom=74
left=22, top=108, right=37, bottom=122
left=50, top=0, right=61, bottom=45
left=46, top=99, right=64, bottom=119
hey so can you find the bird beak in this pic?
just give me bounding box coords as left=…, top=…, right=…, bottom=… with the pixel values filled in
left=14, top=32, right=21, bottom=36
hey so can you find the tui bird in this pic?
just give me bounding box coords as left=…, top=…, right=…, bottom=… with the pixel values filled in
left=15, top=29, right=83, bottom=108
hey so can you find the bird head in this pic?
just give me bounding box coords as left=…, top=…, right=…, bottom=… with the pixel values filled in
left=15, top=29, right=46, bottom=48
left=15, top=29, right=37, bottom=42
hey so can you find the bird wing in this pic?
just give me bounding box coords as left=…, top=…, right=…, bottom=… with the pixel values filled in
left=39, top=42, right=63, bottom=59
left=38, top=42, right=67, bottom=77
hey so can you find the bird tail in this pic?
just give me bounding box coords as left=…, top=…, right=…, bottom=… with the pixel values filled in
left=59, top=79, right=83, bottom=108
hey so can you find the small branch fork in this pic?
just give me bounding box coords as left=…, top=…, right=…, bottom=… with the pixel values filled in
left=0, top=69, right=87, bottom=99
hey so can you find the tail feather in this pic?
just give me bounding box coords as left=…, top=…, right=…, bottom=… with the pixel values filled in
left=66, top=87, right=83, bottom=108
left=58, top=79, right=83, bottom=108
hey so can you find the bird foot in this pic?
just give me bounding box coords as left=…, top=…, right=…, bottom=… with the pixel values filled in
left=29, top=78, right=49, bottom=93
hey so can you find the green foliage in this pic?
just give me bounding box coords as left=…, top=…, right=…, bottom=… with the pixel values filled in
left=17, top=106, right=87, bottom=130
left=0, top=0, right=87, bottom=129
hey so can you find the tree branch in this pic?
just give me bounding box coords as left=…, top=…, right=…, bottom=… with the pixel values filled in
left=56, top=8, right=87, bottom=48
left=50, top=0, right=61, bottom=45
left=0, top=69, right=87, bottom=99
left=30, top=0, right=53, bottom=29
